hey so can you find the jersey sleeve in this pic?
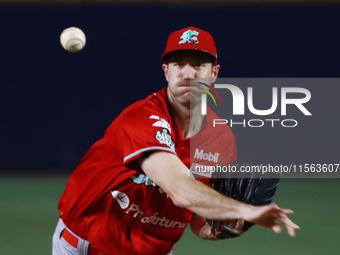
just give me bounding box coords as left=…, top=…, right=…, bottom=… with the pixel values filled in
left=118, top=103, right=176, bottom=165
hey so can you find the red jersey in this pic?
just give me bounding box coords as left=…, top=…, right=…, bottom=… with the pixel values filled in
left=58, top=88, right=237, bottom=255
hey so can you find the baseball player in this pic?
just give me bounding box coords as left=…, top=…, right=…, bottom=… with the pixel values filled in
left=52, top=27, right=299, bottom=255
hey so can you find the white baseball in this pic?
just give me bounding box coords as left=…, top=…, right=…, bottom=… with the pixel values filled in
left=60, top=27, right=86, bottom=52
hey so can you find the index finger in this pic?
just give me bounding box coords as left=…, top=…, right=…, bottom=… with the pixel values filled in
left=277, top=213, right=300, bottom=232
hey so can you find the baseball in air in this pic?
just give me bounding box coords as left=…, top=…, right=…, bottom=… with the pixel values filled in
left=60, top=27, right=86, bottom=52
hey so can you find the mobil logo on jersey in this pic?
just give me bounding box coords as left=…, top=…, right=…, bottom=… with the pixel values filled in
left=195, top=78, right=312, bottom=128
left=193, top=148, right=220, bottom=163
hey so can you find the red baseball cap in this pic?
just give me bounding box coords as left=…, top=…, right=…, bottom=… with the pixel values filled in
left=161, top=27, right=218, bottom=64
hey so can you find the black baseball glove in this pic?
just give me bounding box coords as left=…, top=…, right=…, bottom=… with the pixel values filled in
left=206, top=162, right=280, bottom=239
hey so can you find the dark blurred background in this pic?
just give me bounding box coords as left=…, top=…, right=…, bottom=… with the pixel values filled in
left=1, top=0, right=339, bottom=173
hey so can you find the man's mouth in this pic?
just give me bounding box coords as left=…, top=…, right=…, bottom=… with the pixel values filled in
left=179, top=83, right=200, bottom=87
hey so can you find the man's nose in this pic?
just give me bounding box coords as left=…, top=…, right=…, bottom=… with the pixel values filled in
left=182, top=64, right=195, bottom=80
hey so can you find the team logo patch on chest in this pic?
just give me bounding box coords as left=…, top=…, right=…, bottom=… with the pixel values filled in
left=155, top=128, right=175, bottom=150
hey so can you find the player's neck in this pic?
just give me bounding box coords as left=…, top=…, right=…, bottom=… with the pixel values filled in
left=168, top=99, right=206, bottom=139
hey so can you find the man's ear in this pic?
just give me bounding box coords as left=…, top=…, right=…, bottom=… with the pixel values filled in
left=162, top=64, right=169, bottom=82
left=211, top=64, right=220, bottom=83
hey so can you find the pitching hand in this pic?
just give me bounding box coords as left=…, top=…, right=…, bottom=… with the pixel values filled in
left=244, top=203, right=300, bottom=237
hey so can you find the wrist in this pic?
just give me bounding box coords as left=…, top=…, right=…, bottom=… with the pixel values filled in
left=190, top=214, right=217, bottom=240
left=239, top=203, right=254, bottom=222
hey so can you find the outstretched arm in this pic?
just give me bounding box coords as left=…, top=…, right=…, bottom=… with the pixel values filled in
left=137, top=151, right=299, bottom=236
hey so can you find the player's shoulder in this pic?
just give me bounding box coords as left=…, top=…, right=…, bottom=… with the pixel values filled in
left=115, top=88, right=172, bottom=126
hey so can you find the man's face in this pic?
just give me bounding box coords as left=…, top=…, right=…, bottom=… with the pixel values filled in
left=163, top=50, right=220, bottom=106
